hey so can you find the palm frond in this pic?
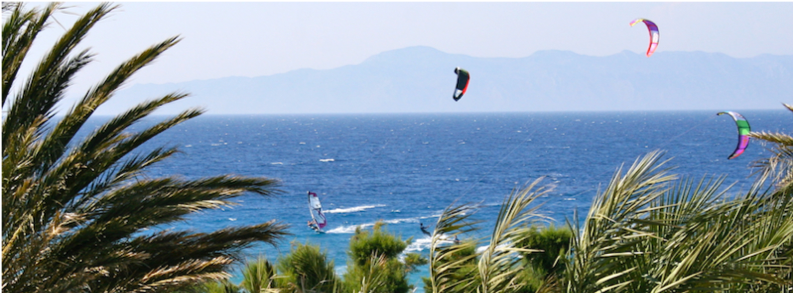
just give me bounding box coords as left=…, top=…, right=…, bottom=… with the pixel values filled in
left=650, top=194, right=788, bottom=290
left=427, top=202, right=481, bottom=293
left=277, top=241, right=340, bottom=293
left=240, top=256, right=278, bottom=293
left=564, top=150, right=676, bottom=293
left=2, top=2, right=59, bottom=104
left=749, top=131, right=793, bottom=188
left=748, top=104, right=793, bottom=190
left=478, top=177, right=551, bottom=293
left=356, top=254, right=390, bottom=293
left=32, top=36, right=182, bottom=175
left=3, top=3, right=115, bottom=146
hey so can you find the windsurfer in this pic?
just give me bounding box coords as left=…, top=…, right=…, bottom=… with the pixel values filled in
left=308, top=220, right=319, bottom=231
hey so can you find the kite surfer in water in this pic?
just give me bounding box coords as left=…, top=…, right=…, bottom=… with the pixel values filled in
left=420, top=223, right=461, bottom=244
left=420, top=222, right=432, bottom=236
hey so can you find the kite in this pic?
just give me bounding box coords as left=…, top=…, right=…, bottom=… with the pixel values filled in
left=717, top=111, right=751, bottom=160
left=453, top=67, right=470, bottom=101
left=630, top=18, right=660, bottom=57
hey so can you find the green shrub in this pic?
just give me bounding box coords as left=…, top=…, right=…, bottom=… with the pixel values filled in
left=276, top=242, right=339, bottom=293
left=342, top=221, right=423, bottom=293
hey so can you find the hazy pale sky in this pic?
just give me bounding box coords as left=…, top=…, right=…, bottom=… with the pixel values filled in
left=15, top=1, right=793, bottom=103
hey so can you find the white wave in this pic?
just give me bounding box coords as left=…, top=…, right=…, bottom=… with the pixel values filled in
left=403, top=236, right=454, bottom=254
left=403, top=236, right=432, bottom=255
left=476, top=243, right=520, bottom=257
left=326, top=224, right=372, bottom=234
left=319, top=158, right=334, bottom=162
left=326, top=217, right=422, bottom=234
left=325, top=204, right=385, bottom=214
left=270, top=162, right=283, bottom=165
left=335, top=265, right=347, bottom=276
left=228, top=218, right=237, bottom=221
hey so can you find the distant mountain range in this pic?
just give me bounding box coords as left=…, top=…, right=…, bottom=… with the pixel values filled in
left=105, top=46, right=793, bottom=115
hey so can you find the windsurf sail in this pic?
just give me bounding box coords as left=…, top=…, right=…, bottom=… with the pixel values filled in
left=307, top=191, right=327, bottom=230
left=630, top=18, right=659, bottom=57
left=717, top=111, right=751, bottom=159
left=453, top=67, right=470, bottom=101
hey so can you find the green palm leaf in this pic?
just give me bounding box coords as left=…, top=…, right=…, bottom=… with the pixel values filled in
left=2, top=3, right=289, bottom=292
left=564, top=150, right=676, bottom=293
left=477, top=178, right=550, bottom=293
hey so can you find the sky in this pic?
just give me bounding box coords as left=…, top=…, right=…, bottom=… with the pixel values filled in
left=11, top=1, right=793, bottom=110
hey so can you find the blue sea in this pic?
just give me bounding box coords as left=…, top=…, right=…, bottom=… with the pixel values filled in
left=92, top=110, right=792, bottom=290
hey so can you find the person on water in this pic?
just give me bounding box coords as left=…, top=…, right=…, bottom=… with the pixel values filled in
left=307, top=220, right=319, bottom=231
left=420, top=222, right=432, bottom=236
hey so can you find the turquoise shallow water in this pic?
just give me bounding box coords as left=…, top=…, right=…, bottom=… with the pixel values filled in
left=87, top=110, right=791, bottom=290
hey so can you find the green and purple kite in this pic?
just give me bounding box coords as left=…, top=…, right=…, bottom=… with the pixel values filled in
left=717, top=111, right=751, bottom=160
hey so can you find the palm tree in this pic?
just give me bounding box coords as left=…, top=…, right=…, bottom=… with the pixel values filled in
left=561, top=150, right=793, bottom=292
left=421, top=236, right=479, bottom=293
left=427, top=149, right=793, bottom=292
left=426, top=178, right=550, bottom=293
left=241, top=256, right=279, bottom=293
left=2, top=3, right=289, bottom=292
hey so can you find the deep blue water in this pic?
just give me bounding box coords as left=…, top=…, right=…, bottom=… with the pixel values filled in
left=87, top=110, right=792, bottom=289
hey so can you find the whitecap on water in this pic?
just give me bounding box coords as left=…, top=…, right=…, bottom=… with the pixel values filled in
left=325, top=217, right=421, bottom=234
left=325, top=204, right=385, bottom=214
left=476, top=243, right=515, bottom=255
left=402, top=236, right=454, bottom=255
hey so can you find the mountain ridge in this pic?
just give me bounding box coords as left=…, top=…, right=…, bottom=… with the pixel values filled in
left=103, top=46, right=793, bottom=115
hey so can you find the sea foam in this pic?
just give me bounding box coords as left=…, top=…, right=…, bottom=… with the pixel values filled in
left=325, top=204, right=386, bottom=214
left=325, top=217, right=421, bottom=234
